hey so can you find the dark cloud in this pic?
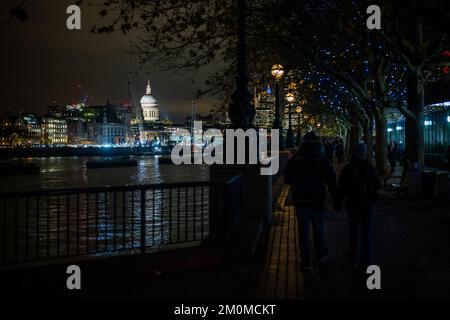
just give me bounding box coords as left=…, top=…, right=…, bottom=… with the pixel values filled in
left=0, top=0, right=218, bottom=123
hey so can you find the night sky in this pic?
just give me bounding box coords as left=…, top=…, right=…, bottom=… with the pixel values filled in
left=0, top=0, right=216, bottom=123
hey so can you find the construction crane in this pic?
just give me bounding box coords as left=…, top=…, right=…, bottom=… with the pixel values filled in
left=128, top=71, right=144, bottom=144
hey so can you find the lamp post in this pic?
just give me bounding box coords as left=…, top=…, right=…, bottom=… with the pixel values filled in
left=285, top=93, right=295, bottom=148
left=271, top=64, right=285, bottom=148
left=296, top=106, right=303, bottom=146
left=229, top=0, right=254, bottom=129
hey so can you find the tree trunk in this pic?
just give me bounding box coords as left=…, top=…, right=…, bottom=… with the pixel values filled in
left=405, top=68, right=425, bottom=170
left=374, top=107, right=389, bottom=176
left=349, top=111, right=361, bottom=158
left=361, top=110, right=374, bottom=165
left=341, top=125, right=349, bottom=151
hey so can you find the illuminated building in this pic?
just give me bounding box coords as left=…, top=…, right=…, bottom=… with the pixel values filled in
left=254, top=85, right=276, bottom=128
left=90, top=106, right=131, bottom=145
left=47, top=103, right=86, bottom=145
left=42, top=117, right=68, bottom=145
left=140, top=80, right=160, bottom=122
left=67, top=119, right=88, bottom=145
left=21, top=114, right=43, bottom=146
left=387, top=101, right=450, bottom=166
left=130, top=117, right=142, bottom=143
left=0, top=115, right=23, bottom=147
left=113, top=103, right=133, bottom=127
left=82, top=106, right=101, bottom=123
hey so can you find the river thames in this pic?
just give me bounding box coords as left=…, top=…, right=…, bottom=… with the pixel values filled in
left=0, top=156, right=210, bottom=192
left=0, top=156, right=212, bottom=264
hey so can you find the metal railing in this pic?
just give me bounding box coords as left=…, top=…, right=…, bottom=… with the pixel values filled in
left=0, top=176, right=243, bottom=267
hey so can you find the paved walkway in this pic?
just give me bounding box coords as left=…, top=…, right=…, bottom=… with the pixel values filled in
left=257, top=185, right=305, bottom=299
left=257, top=177, right=450, bottom=299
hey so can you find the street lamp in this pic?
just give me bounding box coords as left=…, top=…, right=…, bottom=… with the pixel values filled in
left=295, top=106, right=302, bottom=146
left=271, top=64, right=285, bottom=147
left=285, top=93, right=295, bottom=148
left=271, top=64, right=285, bottom=80
left=286, top=93, right=295, bottom=103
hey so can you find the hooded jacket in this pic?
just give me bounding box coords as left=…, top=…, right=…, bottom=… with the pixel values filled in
left=336, top=157, right=381, bottom=211
left=284, top=140, right=337, bottom=206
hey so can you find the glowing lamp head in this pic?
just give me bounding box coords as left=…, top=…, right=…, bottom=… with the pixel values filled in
left=271, top=64, right=285, bottom=80
left=286, top=93, right=295, bottom=103
left=296, top=107, right=302, bottom=113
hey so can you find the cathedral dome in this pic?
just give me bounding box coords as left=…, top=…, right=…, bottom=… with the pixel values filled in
left=140, top=95, right=157, bottom=105
left=140, top=80, right=160, bottom=122
left=140, top=81, right=157, bottom=107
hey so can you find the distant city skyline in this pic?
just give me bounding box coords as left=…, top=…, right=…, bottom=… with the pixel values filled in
left=0, top=0, right=218, bottom=123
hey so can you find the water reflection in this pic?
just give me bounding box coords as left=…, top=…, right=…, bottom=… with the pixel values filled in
left=0, top=156, right=209, bottom=192
left=0, top=156, right=211, bottom=265
left=1, top=184, right=211, bottom=265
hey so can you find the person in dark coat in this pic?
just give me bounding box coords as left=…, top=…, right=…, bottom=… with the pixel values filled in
left=284, top=132, right=337, bottom=270
left=335, top=143, right=380, bottom=269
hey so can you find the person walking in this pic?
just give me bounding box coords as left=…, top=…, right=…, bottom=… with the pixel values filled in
left=335, top=143, right=380, bottom=269
left=284, top=132, right=337, bottom=270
